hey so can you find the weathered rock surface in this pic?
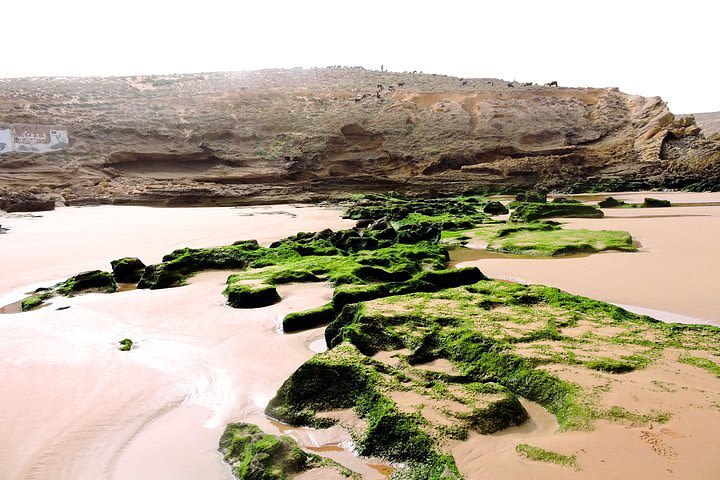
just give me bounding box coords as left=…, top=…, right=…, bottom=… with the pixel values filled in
left=0, top=69, right=718, bottom=205
left=0, top=189, right=57, bottom=212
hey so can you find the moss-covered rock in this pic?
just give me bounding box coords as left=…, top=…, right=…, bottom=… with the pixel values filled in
left=225, top=280, right=281, bottom=308
left=21, top=294, right=46, bottom=311
left=56, top=270, right=117, bottom=296
left=110, top=257, right=146, bottom=283
left=515, top=191, right=547, bottom=203
left=418, top=267, right=486, bottom=289
left=551, top=197, right=582, bottom=204
left=598, top=196, right=626, bottom=208
left=282, top=303, right=336, bottom=333
left=483, top=201, right=509, bottom=215
left=219, top=423, right=341, bottom=480
left=642, top=197, right=671, bottom=208
left=510, top=203, right=603, bottom=222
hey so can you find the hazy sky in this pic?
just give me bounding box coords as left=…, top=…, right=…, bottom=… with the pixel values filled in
left=4, top=0, right=718, bottom=112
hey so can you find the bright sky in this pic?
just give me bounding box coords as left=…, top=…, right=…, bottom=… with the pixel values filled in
left=3, top=0, right=718, bottom=113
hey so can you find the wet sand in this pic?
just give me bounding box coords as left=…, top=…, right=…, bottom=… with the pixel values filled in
left=0, top=204, right=355, bottom=306
left=0, top=205, right=360, bottom=480
left=451, top=351, right=720, bottom=479
left=2, top=195, right=719, bottom=479
left=456, top=197, right=720, bottom=325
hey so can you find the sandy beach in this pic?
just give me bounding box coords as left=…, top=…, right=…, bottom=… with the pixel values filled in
left=1, top=195, right=719, bottom=479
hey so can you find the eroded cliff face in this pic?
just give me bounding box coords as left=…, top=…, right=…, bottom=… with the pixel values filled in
left=0, top=68, right=717, bottom=205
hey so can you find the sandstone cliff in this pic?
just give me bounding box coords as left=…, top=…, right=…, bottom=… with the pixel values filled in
left=0, top=68, right=718, bottom=206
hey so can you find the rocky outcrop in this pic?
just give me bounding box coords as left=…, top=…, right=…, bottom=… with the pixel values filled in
left=110, top=257, right=146, bottom=283
left=0, top=189, right=57, bottom=212
left=0, top=69, right=718, bottom=205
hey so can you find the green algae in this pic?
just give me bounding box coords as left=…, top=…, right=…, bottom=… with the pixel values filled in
left=515, top=443, right=580, bottom=470
left=678, top=355, right=720, bottom=377
left=488, top=228, right=636, bottom=256
left=510, top=203, right=604, bottom=222
left=21, top=294, right=47, bottom=311
left=443, top=222, right=636, bottom=256
left=224, top=281, right=282, bottom=308
left=219, top=423, right=358, bottom=480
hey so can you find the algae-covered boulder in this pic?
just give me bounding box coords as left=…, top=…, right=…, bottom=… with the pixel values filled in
left=598, top=196, right=626, bottom=208
left=225, top=280, right=281, bottom=308
left=21, top=295, right=46, bottom=311
left=266, top=343, right=374, bottom=426
left=515, top=191, right=547, bottom=203
left=483, top=201, right=509, bottom=215
left=110, top=257, right=146, bottom=283
left=57, top=270, right=117, bottom=296
left=282, top=303, right=336, bottom=333
left=510, top=203, right=603, bottom=222
left=395, top=223, right=441, bottom=244
left=551, top=197, right=581, bottom=204
left=642, top=197, right=671, bottom=208
left=219, top=423, right=317, bottom=480
left=418, top=267, right=486, bottom=289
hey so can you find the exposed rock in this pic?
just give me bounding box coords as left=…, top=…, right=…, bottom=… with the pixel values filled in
left=598, top=196, right=626, bottom=208
left=110, top=257, right=146, bottom=283
left=483, top=201, right=509, bottom=215
left=510, top=203, right=603, bottom=222
left=219, top=423, right=339, bottom=480
left=57, top=270, right=118, bottom=295
left=225, top=282, right=281, bottom=309
left=642, top=197, right=671, bottom=208
left=0, top=69, right=718, bottom=205
left=0, top=190, right=56, bottom=212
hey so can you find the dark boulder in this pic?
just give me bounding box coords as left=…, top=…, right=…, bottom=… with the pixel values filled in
left=642, top=197, right=671, bottom=208
left=598, top=196, right=625, bottom=208
left=395, top=223, right=441, bottom=244
left=226, top=283, right=281, bottom=308
left=0, top=191, right=56, bottom=213
left=283, top=304, right=336, bottom=333
left=483, top=201, right=509, bottom=215
left=110, top=257, right=146, bottom=283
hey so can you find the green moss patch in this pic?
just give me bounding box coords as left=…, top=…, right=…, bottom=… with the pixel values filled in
left=487, top=228, right=636, bottom=256
left=283, top=303, right=336, bottom=333
left=219, top=422, right=357, bottom=480
left=224, top=281, right=281, bottom=308
left=515, top=443, right=579, bottom=470
left=510, top=203, right=603, bottom=222
left=678, top=355, right=720, bottom=377
left=445, top=222, right=635, bottom=256
left=20, top=294, right=48, bottom=311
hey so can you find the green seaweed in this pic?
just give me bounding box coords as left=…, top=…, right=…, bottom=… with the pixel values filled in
left=515, top=443, right=579, bottom=470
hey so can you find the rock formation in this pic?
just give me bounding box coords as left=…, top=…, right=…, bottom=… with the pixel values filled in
left=0, top=68, right=718, bottom=206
